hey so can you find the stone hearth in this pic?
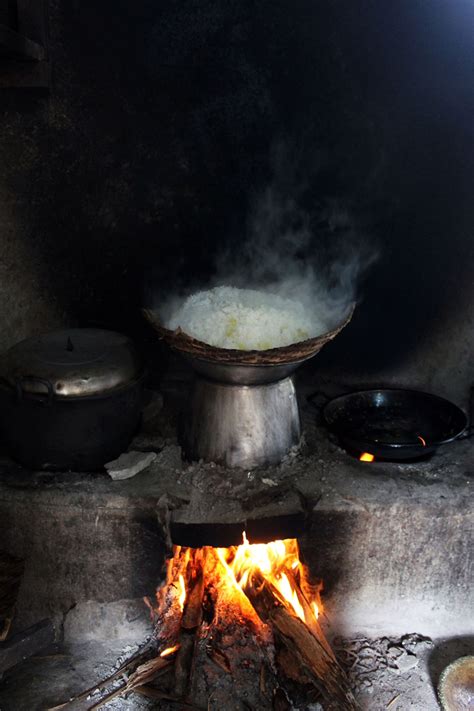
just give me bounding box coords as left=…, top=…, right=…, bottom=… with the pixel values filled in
left=0, top=381, right=471, bottom=643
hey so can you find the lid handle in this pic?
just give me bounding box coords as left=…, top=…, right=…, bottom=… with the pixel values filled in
left=16, top=376, right=54, bottom=405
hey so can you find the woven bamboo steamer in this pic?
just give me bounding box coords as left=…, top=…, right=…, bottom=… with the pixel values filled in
left=142, top=302, right=355, bottom=366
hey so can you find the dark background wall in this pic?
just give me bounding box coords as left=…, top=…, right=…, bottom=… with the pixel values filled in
left=0, top=0, right=473, bottom=402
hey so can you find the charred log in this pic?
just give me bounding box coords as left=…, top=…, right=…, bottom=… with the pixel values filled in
left=174, top=549, right=204, bottom=699
left=242, top=571, right=358, bottom=710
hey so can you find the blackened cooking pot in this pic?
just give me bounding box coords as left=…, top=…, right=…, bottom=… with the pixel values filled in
left=0, top=329, right=145, bottom=471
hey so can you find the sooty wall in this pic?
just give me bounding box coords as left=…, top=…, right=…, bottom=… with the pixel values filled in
left=0, top=1, right=472, bottom=403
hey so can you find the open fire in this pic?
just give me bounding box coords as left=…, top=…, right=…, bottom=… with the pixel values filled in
left=54, top=536, right=357, bottom=709
left=146, top=535, right=357, bottom=709
left=216, top=534, right=320, bottom=626
left=173, top=534, right=321, bottom=627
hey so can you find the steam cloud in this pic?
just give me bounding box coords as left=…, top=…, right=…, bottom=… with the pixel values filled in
left=159, top=187, right=377, bottom=332
left=211, top=185, right=377, bottom=330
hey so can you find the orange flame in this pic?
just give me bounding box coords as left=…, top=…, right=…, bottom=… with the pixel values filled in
left=166, top=545, right=191, bottom=611
left=177, top=574, right=186, bottom=611
left=417, top=435, right=426, bottom=447
left=216, top=533, right=320, bottom=625
left=359, top=452, right=375, bottom=462
left=160, top=644, right=180, bottom=657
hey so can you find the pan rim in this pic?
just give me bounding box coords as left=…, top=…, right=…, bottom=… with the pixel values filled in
left=322, top=387, right=468, bottom=449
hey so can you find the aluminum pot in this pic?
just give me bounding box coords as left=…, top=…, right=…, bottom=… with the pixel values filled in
left=181, top=367, right=301, bottom=468
left=0, top=329, right=145, bottom=471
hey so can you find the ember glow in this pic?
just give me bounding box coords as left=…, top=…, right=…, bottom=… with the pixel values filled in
left=177, top=574, right=186, bottom=610
left=160, top=644, right=180, bottom=657
left=167, top=547, right=191, bottom=611
left=417, top=435, right=427, bottom=447
left=359, top=452, right=375, bottom=462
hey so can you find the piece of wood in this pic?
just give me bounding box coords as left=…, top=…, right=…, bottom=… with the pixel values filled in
left=287, top=569, right=335, bottom=661
left=0, top=550, right=24, bottom=642
left=47, top=645, right=154, bottom=710
left=181, top=565, right=204, bottom=631
left=125, top=655, right=172, bottom=690
left=85, top=656, right=174, bottom=711
left=174, top=634, right=197, bottom=699
left=0, top=619, right=54, bottom=676
left=206, top=646, right=231, bottom=674
left=242, top=572, right=358, bottom=711
left=174, top=550, right=204, bottom=699
left=169, top=492, right=306, bottom=548
left=275, top=645, right=311, bottom=684
left=272, top=687, right=292, bottom=711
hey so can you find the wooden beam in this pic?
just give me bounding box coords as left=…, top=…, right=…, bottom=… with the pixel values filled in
left=242, top=572, right=358, bottom=710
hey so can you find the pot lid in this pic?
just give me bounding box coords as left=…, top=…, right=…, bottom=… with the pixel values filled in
left=1, top=329, right=142, bottom=397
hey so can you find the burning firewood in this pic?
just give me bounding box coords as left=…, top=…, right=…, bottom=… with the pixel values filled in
left=166, top=536, right=357, bottom=709
left=241, top=570, right=357, bottom=710
left=47, top=645, right=173, bottom=711
left=52, top=535, right=358, bottom=710
left=210, top=535, right=357, bottom=709
left=85, top=652, right=179, bottom=710
left=174, top=548, right=204, bottom=699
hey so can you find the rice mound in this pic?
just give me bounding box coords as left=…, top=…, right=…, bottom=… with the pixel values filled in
left=166, top=286, right=327, bottom=350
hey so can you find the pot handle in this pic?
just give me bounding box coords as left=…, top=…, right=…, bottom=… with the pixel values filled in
left=16, top=377, right=54, bottom=405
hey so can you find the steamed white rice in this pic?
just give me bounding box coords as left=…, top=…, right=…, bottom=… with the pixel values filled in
left=165, top=286, right=327, bottom=350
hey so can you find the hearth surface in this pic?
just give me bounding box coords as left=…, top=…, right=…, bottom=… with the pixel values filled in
left=0, top=633, right=471, bottom=710
left=0, top=376, right=470, bottom=530
left=0, top=374, right=472, bottom=639
left=0, top=376, right=470, bottom=506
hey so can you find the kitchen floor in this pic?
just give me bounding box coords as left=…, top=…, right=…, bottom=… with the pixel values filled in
left=1, top=633, right=471, bottom=709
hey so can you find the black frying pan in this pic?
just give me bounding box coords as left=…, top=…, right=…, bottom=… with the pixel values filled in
left=321, top=389, right=468, bottom=460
